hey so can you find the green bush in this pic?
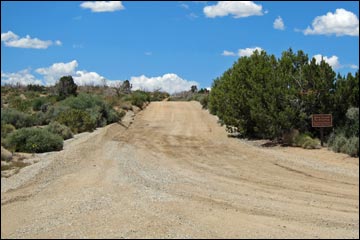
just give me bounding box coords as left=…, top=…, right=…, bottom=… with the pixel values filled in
left=199, top=94, right=209, bottom=109
left=56, top=109, right=96, bottom=134
left=1, top=123, right=15, bottom=139
left=343, top=136, right=359, bottom=157
left=131, top=91, right=150, bottom=109
left=45, top=121, right=73, bottom=140
left=8, top=96, right=32, bottom=112
left=1, top=108, right=36, bottom=129
left=331, top=133, right=348, bottom=153
left=294, top=133, right=320, bottom=149
left=32, top=97, right=49, bottom=111
left=5, top=128, right=63, bottom=153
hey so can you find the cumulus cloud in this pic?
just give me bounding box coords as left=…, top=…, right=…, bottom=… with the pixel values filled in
left=1, top=31, right=18, bottom=41
left=312, top=54, right=341, bottom=69
left=273, top=16, right=285, bottom=30
left=1, top=69, right=42, bottom=86
left=1, top=31, right=61, bottom=49
left=73, top=70, right=107, bottom=86
left=36, top=60, right=78, bottom=85
left=222, top=50, right=236, bottom=56
left=303, top=8, right=359, bottom=36
left=130, top=74, right=199, bottom=94
left=222, top=47, right=263, bottom=57
left=203, top=1, right=263, bottom=18
left=238, top=47, right=263, bottom=57
left=80, top=1, right=124, bottom=12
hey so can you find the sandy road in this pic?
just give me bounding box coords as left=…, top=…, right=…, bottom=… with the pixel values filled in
left=1, top=101, right=359, bottom=238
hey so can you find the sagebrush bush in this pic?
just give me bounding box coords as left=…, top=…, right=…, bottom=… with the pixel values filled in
left=1, top=123, right=15, bottom=139
left=200, top=94, right=209, bottom=109
left=61, top=93, right=120, bottom=125
left=32, top=97, right=49, bottom=111
left=45, top=121, right=73, bottom=140
left=294, top=133, right=320, bottom=149
left=1, top=108, right=36, bottom=129
left=131, top=91, right=150, bottom=109
left=8, top=96, right=31, bottom=112
left=331, top=133, right=347, bottom=153
left=344, top=136, right=359, bottom=157
left=56, top=109, right=96, bottom=133
left=5, top=128, right=63, bottom=153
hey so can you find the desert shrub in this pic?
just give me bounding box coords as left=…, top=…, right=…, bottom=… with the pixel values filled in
left=302, top=138, right=320, bottom=149
left=282, top=129, right=299, bottom=146
left=56, top=109, right=96, bottom=133
left=1, top=123, right=16, bottom=139
left=343, top=136, right=359, bottom=157
left=24, top=91, right=40, bottom=99
left=61, top=93, right=103, bottom=110
left=32, top=97, right=49, bottom=111
left=1, top=108, right=36, bottom=129
left=330, top=133, right=347, bottom=153
left=328, top=108, right=359, bottom=157
left=61, top=93, right=121, bottom=126
left=294, top=133, right=320, bottom=149
left=199, top=94, right=209, bottom=109
left=5, top=128, right=63, bottom=153
left=8, top=96, right=32, bottom=112
left=131, top=91, right=150, bottom=109
left=45, top=121, right=73, bottom=140
left=150, top=91, right=169, bottom=101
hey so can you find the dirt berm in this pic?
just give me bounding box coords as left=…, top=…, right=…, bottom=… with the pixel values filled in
left=1, top=101, right=359, bottom=238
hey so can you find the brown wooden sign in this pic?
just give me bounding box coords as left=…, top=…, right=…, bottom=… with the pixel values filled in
left=312, top=114, right=332, bottom=127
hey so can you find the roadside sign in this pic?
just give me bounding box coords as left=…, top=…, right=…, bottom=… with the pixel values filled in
left=312, top=114, right=332, bottom=128
left=312, top=114, right=332, bottom=147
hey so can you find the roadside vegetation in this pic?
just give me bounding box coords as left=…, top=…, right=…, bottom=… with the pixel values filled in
left=1, top=76, right=169, bottom=162
left=208, top=48, right=358, bottom=156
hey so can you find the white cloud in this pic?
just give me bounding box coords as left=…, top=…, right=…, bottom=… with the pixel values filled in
left=130, top=74, right=199, bottom=94
left=238, top=47, right=263, bottom=57
left=222, top=47, right=263, bottom=57
left=1, top=69, right=42, bottom=86
left=144, top=51, right=152, bottom=56
left=203, top=1, right=263, bottom=18
left=222, top=50, right=236, bottom=56
left=273, top=16, right=285, bottom=30
left=349, top=64, right=358, bottom=69
left=1, top=31, right=61, bottom=49
left=303, top=8, right=359, bottom=36
left=36, top=60, right=78, bottom=85
left=73, top=70, right=107, bottom=86
left=312, top=54, right=341, bottom=69
left=1, top=31, right=18, bottom=41
left=80, top=1, right=124, bottom=12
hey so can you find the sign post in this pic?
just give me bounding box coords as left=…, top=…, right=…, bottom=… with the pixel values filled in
left=312, top=114, right=332, bottom=146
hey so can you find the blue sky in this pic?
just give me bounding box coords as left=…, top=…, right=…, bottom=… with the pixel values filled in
left=1, top=1, right=359, bottom=93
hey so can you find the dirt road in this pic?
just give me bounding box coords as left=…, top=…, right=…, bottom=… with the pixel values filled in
left=1, top=101, right=359, bottom=238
